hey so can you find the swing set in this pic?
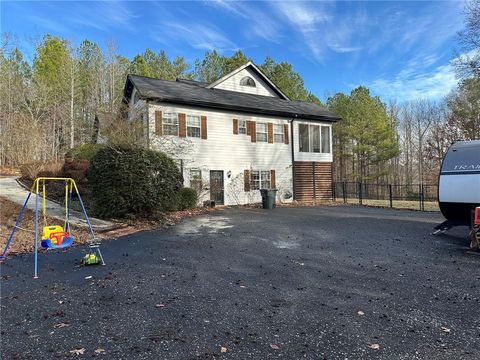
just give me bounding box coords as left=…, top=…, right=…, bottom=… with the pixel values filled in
left=0, top=177, right=105, bottom=278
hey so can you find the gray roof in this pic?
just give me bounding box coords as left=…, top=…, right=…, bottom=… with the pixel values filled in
left=124, top=74, right=341, bottom=122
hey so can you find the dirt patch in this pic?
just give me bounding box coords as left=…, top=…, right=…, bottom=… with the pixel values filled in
left=0, top=166, right=21, bottom=176
left=0, top=197, right=94, bottom=256
left=0, top=197, right=216, bottom=257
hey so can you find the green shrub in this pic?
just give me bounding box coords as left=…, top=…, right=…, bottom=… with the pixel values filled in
left=65, top=144, right=105, bottom=162
left=88, top=145, right=183, bottom=219
left=178, top=187, right=198, bottom=210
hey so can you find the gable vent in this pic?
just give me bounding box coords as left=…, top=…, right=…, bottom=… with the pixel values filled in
left=240, top=76, right=256, bottom=87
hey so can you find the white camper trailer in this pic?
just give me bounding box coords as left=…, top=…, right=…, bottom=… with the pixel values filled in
left=437, top=140, right=480, bottom=227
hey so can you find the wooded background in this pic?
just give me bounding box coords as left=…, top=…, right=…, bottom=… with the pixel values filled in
left=1, top=0, right=478, bottom=187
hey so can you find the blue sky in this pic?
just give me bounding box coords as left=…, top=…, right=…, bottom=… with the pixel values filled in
left=2, top=1, right=466, bottom=103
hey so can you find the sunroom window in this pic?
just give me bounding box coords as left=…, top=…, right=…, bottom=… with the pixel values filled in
left=299, top=123, right=331, bottom=154
left=321, top=126, right=331, bottom=153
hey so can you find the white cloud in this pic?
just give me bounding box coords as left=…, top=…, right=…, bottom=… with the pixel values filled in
left=370, top=62, right=457, bottom=102
left=207, top=0, right=283, bottom=43
left=152, top=22, right=237, bottom=51
left=70, top=1, right=138, bottom=31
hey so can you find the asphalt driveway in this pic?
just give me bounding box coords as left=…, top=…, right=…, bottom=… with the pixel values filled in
left=1, top=205, right=479, bottom=359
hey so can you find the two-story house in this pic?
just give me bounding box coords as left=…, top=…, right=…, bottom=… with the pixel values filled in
left=123, top=62, right=341, bottom=206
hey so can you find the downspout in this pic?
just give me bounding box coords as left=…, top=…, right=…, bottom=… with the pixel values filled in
left=290, top=115, right=297, bottom=201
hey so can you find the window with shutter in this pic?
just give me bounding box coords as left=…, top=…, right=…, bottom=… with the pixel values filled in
left=187, top=115, right=201, bottom=138
left=250, top=170, right=271, bottom=190
left=256, top=123, right=267, bottom=142
left=163, top=113, right=178, bottom=136
left=273, top=124, right=284, bottom=143
left=239, top=120, right=246, bottom=134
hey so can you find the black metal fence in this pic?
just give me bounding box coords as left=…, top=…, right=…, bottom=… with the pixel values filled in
left=332, top=182, right=438, bottom=211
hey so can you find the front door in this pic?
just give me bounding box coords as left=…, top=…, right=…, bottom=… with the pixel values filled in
left=209, top=170, right=224, bottom=205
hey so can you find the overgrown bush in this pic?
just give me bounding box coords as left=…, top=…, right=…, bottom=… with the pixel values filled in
left=88, top=145, right=183, bottom=219
left=178, top=187, right=198, bottom=210
left=20, top=162, right=63, bottom=180
left=63, top=144, right=105, bottom=183
left=65, top=144, right=105, bottom=162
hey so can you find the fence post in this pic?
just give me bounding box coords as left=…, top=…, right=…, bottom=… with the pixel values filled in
left=332, top=181, right=336, bottom=202
left=418, top=184, right=422, bottom=211
left=389, top=184, right=393, bottom=208
left=358, top=182, right=363, bottom=205
left=343, top=181, right=347, bottom=204
left=421, top=184, right=425, bottom=211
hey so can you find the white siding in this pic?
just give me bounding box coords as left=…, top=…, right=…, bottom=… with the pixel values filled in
left=147, top=102, right=293, bottom=205
left=293, top=121, right=333, bottom=162
left=212, top=68, right=279, bottom=97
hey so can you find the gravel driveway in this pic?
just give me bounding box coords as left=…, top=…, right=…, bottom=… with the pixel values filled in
left=0, top=205, right=478, bottom=359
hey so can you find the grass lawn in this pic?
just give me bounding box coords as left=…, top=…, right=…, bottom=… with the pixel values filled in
left=334, top=198, right=440, bottom=211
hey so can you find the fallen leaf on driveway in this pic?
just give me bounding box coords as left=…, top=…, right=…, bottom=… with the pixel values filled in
left=58, top=300, right=64, bottom=304
left=357, top=310, right=365, bottom=316
left=270, top=344, right=280, bottom=350
left=368, top=343, right=380, bottom=350
left=239, top=285, right=247, bottom=288
left=53, top=323, right=69, bottom=329
left=85, top=276, right=92, bottom=280
left=441, top=326, right=451, bottom=333
left=69, top=348, right=85, bottom=355
left=94, top=348, right=105, bottom=354
left=155, top=303, right=165, bottom=308
left=220, top=346, right=227, bottom=353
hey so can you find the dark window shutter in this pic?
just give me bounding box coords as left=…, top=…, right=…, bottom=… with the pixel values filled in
left=244, top=170, right=250, bottom=192
left=178, top=113, right=186, bottom=137
left=233, top=119, right=239, bottom=134
left=284, top=124, right=289, bottom=144
left=247, top=121, right=256, bottom=143
left=155, top=111, right=162, bottom=136
left=271, top=170, right=276, bottom=189
left=201, top=116, right=207, bottom=139
left=268, top=123, right=273, bottom=143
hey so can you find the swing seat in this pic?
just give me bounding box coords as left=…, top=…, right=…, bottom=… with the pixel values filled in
left=41, top=226, right=73, bottom=249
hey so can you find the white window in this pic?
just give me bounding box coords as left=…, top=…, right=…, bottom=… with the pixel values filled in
left=274, top=124, right=284, bottom=143
left=163, top=113, right=178, bottom=136
left=251, top=170, right=271, bottom=190
left=310, top=125, right=320, bottom=153
left=256, top=123, right=267, bottom=142
left=299, top=124, right=309, bottom=152
left=190, top=169, right=202, bottom=191
left=187, top=115, right=201, bottom=138
left=239, top=120, right=246, bottom=134
left=298, top=123, right=331, bottom=154
left=321, top=126, right=331, bottom=153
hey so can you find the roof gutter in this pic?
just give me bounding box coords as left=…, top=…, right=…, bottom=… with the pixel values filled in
left=143, top=96, right=341, bottom=123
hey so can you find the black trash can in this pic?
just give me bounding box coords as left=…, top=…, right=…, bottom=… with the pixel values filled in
left=260, top=189, right=278, bottom=209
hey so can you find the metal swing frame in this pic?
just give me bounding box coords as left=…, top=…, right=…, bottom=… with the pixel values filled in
left=0, top=177, right=105, bottom=278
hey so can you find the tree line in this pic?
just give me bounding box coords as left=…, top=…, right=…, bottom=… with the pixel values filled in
left=0, top=1, right=478, bottom=187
